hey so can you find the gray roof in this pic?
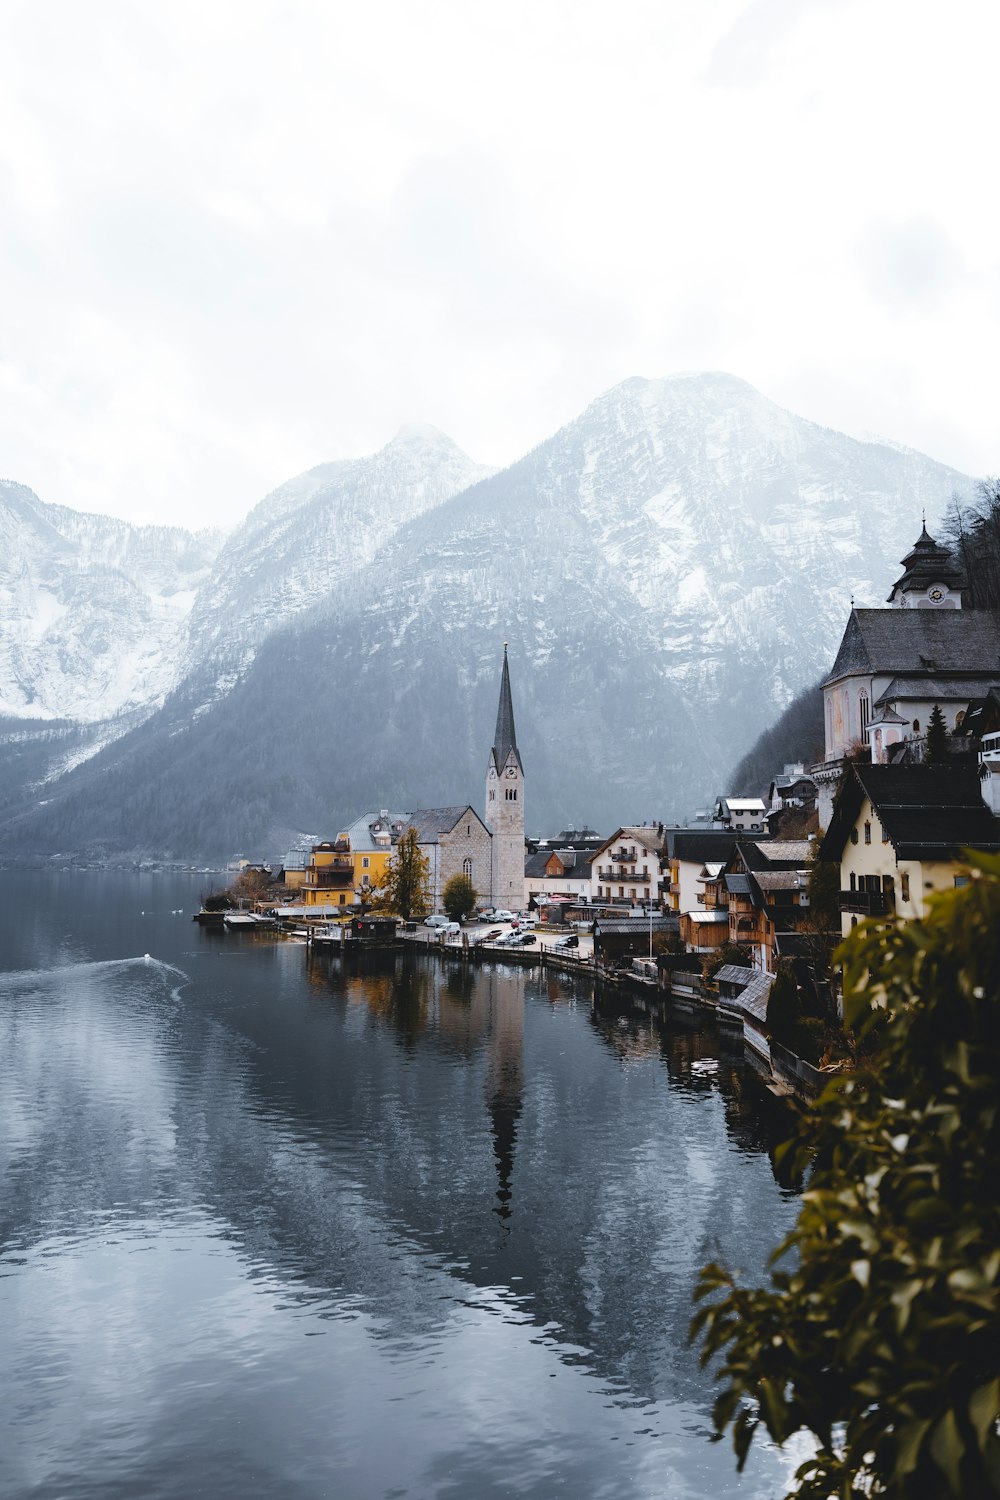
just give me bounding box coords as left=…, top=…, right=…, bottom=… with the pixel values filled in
left=594, top=917, right=678, bottom=935
left=491, top=645, right=522, bottom=774
left=820, top=764, right=1000, bottom=862
left=754, top=869, right=807, bottom=891
left=340, top=810, right=410, bottom=852
left=667, top=829, right=740, bottom=863
left=715, top=964, right=756, bottom=985
left=716, top=966, right=774, bottom=1024
left=823, top=609, right=1000, bottom=687
left=404, top=806, right=487, bottom=843
left=868, top=703, right=909, bottom=726
left=875, top=676, right=1000, bottom=705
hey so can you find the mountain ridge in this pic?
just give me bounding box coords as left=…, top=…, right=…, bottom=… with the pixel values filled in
left=0, top=372, right=974, bottom=860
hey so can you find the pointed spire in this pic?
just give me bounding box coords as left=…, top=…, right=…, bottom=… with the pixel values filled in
left=492, top=643, right=521, bottom=773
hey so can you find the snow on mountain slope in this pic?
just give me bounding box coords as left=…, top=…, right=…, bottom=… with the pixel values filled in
left=184, top=424, right=493, bottom=691
left=0, top=481, right=222, bottom=722
left=0, top=374, right=975, bottom=856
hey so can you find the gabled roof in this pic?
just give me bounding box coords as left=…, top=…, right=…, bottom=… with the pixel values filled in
left=405, top=806, right=489, bottom=843
left=737, top=838, right=814, bottom=871
left=593, top=825, right=667, bottom=858
left=868, top=703, right=909, bottom=727
left=823, top=609, right=1000, bottom=687
left=819, top=764, right=1000, bottom=862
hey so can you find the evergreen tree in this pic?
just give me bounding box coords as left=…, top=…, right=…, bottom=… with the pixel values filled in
left=378, top=828, right=430, bottom=920
left=765, top=962, right=799, bottom=1043
left=925, top=702, right=949, bottom=764
left=692, top=854, right=1000, bottom=1499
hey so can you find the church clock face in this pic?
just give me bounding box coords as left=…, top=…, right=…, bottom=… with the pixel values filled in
left=928, top=585, right=945, bottom=602
left=505, top=767, right=517, bottom=778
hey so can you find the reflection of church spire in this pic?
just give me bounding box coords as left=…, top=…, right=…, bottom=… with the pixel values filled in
left=484, top=970, right=524, bottom=1220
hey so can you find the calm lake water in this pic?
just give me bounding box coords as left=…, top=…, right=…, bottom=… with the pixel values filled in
left=0, top=871, right=803, bottom=1499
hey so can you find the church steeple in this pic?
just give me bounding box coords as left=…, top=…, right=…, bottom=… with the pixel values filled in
left=887, top=523, right=965, bottom=609
left=491, top=643, right=522, bottom=773
left=485, top=644, right=525, bottom=908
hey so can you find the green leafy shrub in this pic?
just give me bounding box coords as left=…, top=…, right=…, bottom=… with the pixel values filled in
left=692, top=852, right=1000, bottom=1498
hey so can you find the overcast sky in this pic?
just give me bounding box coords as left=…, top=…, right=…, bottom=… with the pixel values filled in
left=1, top=0, right=997, bottom=531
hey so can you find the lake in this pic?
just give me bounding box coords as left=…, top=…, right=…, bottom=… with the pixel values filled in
left=0, top=871, right=802, bottom=1498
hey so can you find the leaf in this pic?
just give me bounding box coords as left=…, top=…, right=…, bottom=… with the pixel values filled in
left=969, top=1378, right=1000, bottom=1451
left=929, top=1409, right=966, bottom=1495
left=895, top=1416, right=932, bottom=1477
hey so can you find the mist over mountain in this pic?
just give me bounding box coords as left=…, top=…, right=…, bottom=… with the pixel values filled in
left=0, top=373, right=972, bottom=861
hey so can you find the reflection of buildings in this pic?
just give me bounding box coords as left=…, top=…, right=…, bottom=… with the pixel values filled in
left=483, top=970, right=524, bottom=1219
left=308, top=951, right=525, bottom=1217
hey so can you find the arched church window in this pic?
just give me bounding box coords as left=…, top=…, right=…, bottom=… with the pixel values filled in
left=859, top=692, right=870, bottom=736
left=864, top=821, right=871, bottom=845
left=463, top=858, right=473, bottom=880
left=913, top=719, right=920, bottom=732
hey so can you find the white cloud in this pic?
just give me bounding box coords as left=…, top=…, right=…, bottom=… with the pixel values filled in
left=1, top=0, right=998, bottom=529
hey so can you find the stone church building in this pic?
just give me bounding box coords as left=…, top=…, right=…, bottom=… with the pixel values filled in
left=407, top=646, right=526, bottom=911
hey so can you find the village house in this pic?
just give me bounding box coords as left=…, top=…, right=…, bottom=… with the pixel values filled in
left=589, top=825, right=666, bottom=909
left=721, top=839, right=815, bottom=973
left=678, top=856, right=730, bottom=954
left=766, top=765, right=818, bottom=819
left=523, top=845, right=596, bottom=910
left=712, top=796, right=767, bottom=832
left=302, top=810, right=409, bottom=908
left=663, top=828, right=741, bottom=918
left=819, top=762, right=1000, bottom=936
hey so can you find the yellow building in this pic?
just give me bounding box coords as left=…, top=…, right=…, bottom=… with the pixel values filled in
left=302, top=811, right=410, bottom=909
left=819, top=763, right=1000, bottom=937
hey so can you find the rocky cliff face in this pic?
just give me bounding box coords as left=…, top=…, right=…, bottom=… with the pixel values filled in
left=0, top=375, right=971, bottom=858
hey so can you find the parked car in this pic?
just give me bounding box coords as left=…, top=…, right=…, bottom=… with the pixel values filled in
left=554, top=933, right=579, bottom=949
left=440, top=922, right=460, bottom=937
left=510, top=933, right=536, bottom=946
left=492, top=909, right=516, bottom=922
left=425, top=915, right=449, bottom=928
left=479, top=928, right=503, bottom=943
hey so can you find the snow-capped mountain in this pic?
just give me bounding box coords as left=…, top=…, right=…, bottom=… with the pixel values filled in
left=0, top=480, right=222, bottom=722
left=184, top=424, right=494, bottom=697
left=0, top=372, right=972, bottom=860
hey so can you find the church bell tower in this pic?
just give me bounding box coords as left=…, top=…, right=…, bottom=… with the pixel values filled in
left=485, top=645, right=525, bottom=909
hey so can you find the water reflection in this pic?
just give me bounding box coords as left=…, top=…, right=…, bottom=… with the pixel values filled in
left=0, top=874, right=801, bottom=1499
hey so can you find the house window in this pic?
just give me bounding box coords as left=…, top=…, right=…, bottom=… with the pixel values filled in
left=849, top=872, right=856, bottom=891
left=362, top=857, right=370, bottom=868
left=954, top=875, right=970, bottom=888
left=900, top=872, right=910, bottom=902
left=851, top=828, right=859, bottom=845
left=913, top=719, right=920, bottom=732
left=864, top=821, right=871, bottom=845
